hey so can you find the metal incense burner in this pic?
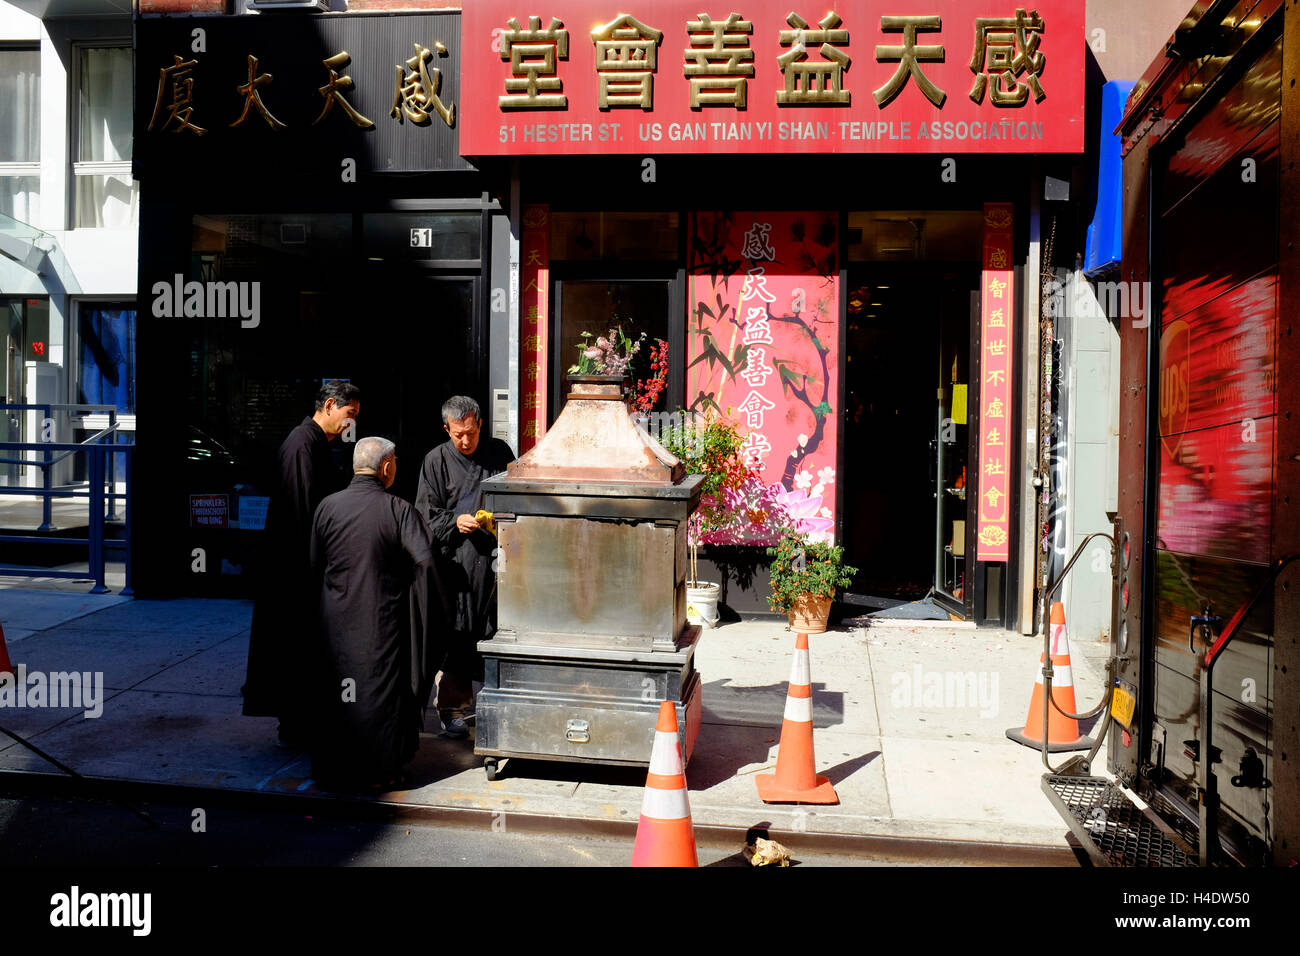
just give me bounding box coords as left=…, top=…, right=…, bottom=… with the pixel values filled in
left=476, top=375, right=704, bottom=780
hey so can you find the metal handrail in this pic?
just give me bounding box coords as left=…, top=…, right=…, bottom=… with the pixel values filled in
left=1, top=403, right=124, bottom=525
left=0, top=439, right=133, bottom=595
left=1193, top=552, right=1298, bottom=865
left=1035, top=531, right=1117, bottom=775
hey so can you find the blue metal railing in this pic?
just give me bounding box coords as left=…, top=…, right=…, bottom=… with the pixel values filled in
left=1, top=404, right=123, bottom=528
left=0, top=404, right=132, bottom=594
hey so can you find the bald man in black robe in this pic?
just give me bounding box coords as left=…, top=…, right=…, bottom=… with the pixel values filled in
left=310, top=437, right=435, bottom=791
left=244, top=380, right=359, bottom=747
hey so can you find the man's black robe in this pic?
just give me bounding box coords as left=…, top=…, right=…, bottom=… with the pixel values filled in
left=243, top=417, right=346, bottom=720
left=309, top=474, right=434, bottom=788
left=411, top=437, right=515, bottom=699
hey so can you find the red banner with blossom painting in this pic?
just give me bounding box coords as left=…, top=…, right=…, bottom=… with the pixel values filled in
left=976, top=201, right=1014, bottom=561
left=520, top=204, right=550, bottom=452
left=687, top=211, right=840, bottom=544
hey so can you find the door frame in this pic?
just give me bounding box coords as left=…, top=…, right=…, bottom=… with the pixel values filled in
left=548, top=262, right=686, bottom=425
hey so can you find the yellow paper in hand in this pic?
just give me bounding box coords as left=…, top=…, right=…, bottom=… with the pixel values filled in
left=475, top=509, right=496, bottom=535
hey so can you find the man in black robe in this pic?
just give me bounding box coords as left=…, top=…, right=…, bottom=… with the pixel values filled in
left=413, top=396, right=515, bottom=738
left=310, top=436, right=434, bottom=791
left=243, top=380, right=360, bottom=747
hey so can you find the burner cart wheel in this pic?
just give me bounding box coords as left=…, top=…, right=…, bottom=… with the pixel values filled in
left=484, top=757, right=500, bottom=781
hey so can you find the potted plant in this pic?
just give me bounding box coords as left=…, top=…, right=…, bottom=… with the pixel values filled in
left=766, top=531, right=858, bottom=634
left=660, top=414, right=746, bottom=628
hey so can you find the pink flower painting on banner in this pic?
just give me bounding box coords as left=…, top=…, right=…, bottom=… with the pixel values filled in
left=688, top=212, right=840, bottom=544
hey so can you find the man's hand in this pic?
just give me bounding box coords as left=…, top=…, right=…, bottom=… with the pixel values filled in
left=455, top=513, right=481, bottom=534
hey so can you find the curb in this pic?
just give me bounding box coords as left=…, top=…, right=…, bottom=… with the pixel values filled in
left=0, top=767, right=1083, bottom=866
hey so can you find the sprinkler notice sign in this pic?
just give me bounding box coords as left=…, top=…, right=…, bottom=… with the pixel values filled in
left=189, top=494, right=230, bottom=529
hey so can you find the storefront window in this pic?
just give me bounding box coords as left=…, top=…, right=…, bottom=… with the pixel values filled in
left=183, top=211, right=483, bottom=504
left=551, top=212, right=679, bottom=261
left=847, top=210, right=982, bottom=261
left=555, top=279, right=671, bottom=389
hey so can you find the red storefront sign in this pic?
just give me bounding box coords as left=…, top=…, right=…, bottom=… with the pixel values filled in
left=976, top=202, right=1013, bottom=561
left=688, top=211, right=840, bottom=544
left=460, top=1, right=1084, bottom=156
left=520, top=204, right=551, bottom=452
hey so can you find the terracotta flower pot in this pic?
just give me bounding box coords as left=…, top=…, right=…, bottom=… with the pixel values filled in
left=787, top=592, right=833, bottom=634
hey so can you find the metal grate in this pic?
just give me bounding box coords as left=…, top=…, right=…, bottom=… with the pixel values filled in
left=1043, top=774, right=1196, bottom=867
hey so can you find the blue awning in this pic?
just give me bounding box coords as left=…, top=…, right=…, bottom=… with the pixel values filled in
left=1084, top=80, right=1135, bottom=278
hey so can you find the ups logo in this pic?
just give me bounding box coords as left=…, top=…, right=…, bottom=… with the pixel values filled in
left=1159, top=320, right=1190, bottom=457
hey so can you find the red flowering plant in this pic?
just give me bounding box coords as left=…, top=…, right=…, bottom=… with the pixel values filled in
left=632, top=339, right=669, bottom=414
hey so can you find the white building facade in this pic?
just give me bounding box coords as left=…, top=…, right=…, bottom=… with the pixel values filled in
left=0, top=0, right=136, bottom=485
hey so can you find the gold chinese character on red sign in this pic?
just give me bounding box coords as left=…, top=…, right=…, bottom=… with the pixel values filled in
left=684, top=13, right=754, bottom=109
left=500, top=16, right=570, bottom=109
left=777, top=13, right=851, bottom=106
left=314, top=52, right=374, bottom=128
left=592, top=15, right=663, bottom=110
left=148, top=55, right=206, bottom=135
left=874, top=15, right=945, bottom=108
left=392, top=42, right=455, bottom=127
left=970, top=8, right=1046, bottom=107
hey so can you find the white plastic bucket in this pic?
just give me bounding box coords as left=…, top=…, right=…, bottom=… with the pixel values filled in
left=686, top=582, right=721, bottom=628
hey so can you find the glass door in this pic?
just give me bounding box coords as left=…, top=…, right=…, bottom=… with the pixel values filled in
left=933, top=277, right=977, bottom=615
left=1, top=299, right=20, bottom=483
left=550, top=272, right=682, bottom=421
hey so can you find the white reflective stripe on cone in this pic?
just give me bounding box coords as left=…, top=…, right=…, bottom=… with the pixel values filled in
left=641, top=784, right=691, bottom=820
left=783, top=694, right=813, bottom=723
left=648, top=732, right=683, bottom=775
left=790, top=650, right=811, bottom=686
left=1033, top=664, right=1074, bottom=687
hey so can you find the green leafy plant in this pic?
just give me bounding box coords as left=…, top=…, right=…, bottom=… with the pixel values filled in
left=659, top=414, right=747, bottom=586
left=766, top=531, right=857, bottom=613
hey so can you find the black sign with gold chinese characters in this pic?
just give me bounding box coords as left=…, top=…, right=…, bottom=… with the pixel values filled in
left=135, top=11, right=471, bottom=177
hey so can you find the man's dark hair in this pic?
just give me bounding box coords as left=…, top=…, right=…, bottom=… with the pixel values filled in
left=316, top=380, right=361, bottom=411
left=441, top=395, right=482, bottom=426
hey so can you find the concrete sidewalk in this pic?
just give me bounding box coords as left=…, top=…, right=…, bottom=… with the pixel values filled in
left=0, top=587, right=1114, bottom=848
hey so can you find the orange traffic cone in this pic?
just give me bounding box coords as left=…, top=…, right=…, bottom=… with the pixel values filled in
left=756, top=632, right=839, bottom=804
left=631, top=701, right=698, bottom=867
left=1007, top=602, right=1093, bottom=752
left=0, top=621, right=11, bottom=676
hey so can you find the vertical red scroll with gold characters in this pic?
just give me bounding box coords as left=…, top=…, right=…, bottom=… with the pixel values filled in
left=976, top=202, right=1014, bottom=562
left=520, top=204, right=550, bottom=453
